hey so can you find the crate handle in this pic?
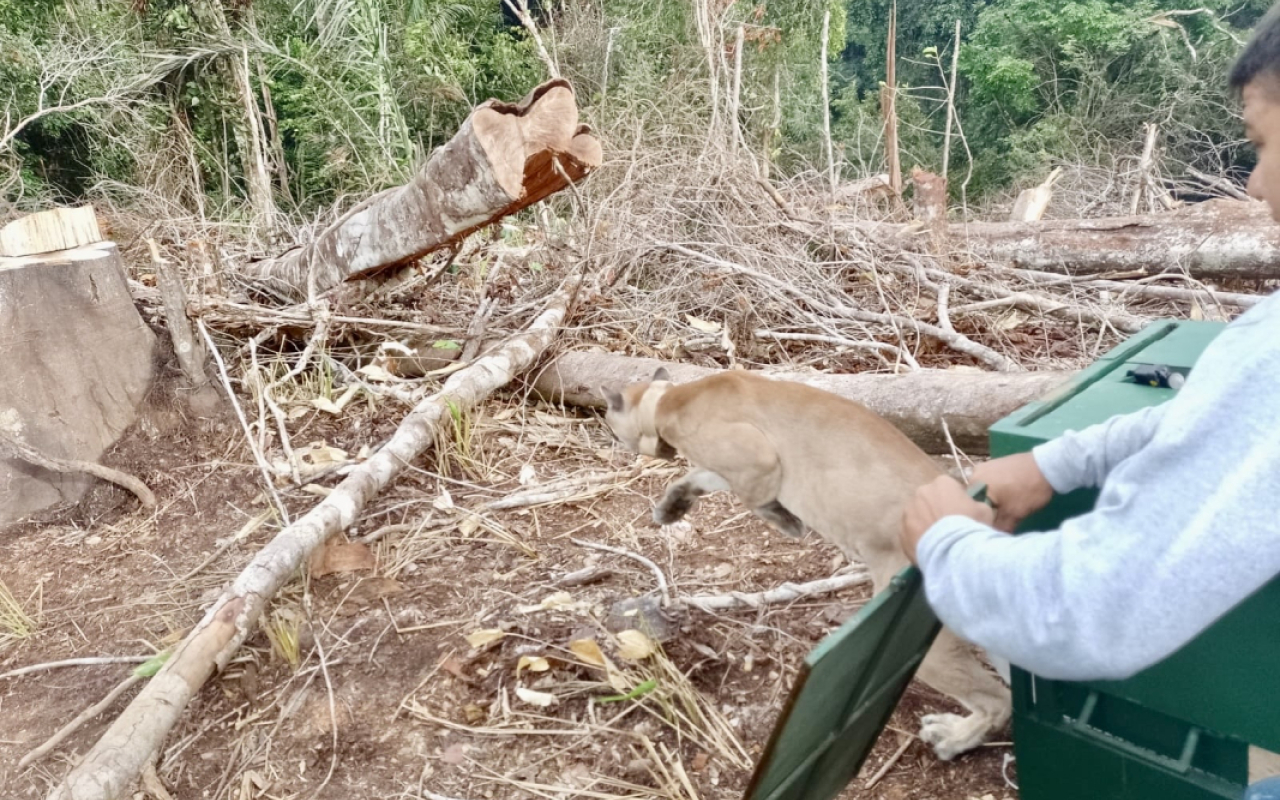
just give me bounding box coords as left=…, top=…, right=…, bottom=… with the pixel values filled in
left=1068, top=690, right=1203, bottom=775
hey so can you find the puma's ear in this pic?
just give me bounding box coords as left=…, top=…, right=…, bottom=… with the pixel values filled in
left=652, top=366, right=671, bottom=383
left=600, top=386, right=626, bottom=412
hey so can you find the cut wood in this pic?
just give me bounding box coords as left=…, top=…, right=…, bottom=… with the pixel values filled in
left=46, top=273, right=582, bottom=800
left=241, top=79, right=601, bottom=301
left=0, top=239, right=155, bottom=526
left=1008, top=167, right=1061, bottom=222
left=867, top=198, right=1280, bottom=279
left=530, top=351, right=1074, bottom=455
left=0, top=204, right=102, bottom=257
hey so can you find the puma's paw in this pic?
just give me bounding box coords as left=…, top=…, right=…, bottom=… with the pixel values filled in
left=653, top=500, right=690, bottom=526
left=918, top=713, right=985, bottom=761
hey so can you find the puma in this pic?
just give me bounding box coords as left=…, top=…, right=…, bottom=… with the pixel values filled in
left=599, top=367, right=1011, bottom=761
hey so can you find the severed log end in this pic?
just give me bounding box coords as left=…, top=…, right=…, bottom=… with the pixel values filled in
left=472, top=80, right=602, bottom=204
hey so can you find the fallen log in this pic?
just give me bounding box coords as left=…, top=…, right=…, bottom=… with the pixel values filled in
left=530, top=351, right=1075, bottom=455
left=865, top=198, right=1280, bottom=279
left=241, top=79, right=601, bottom=301
left=47, top=274, right=583, bottom=800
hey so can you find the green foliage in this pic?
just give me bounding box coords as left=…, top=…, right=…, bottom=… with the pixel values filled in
left=959, top=0, right=1262, bottom=193
left=0, top=0, right=1271, bottom=216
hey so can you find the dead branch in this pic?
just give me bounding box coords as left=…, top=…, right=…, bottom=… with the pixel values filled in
left=46, top=273, right=582, bottom=800
left=666, top=243, right=1021, bottom=371
left=571, top=538, right=672, bottom=607
left=0, top=656, right=152, bottom=681
left=683, top=571, right=871, bottom=612
left=1008, top=267, right=1263, bottom=308
left=0, top=426, right=155, bottom=509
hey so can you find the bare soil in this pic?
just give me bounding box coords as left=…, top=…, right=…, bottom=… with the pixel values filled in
left=0, top=378, right=1014, bottom=800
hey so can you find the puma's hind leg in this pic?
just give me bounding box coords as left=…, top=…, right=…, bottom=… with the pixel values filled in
left=753, top=500, right=806, bottom=538
left=858, top=545, right=1010, bottom=761
left=654, top=469, right=731, bottom=525
left=913, top=627, right=1012, bottom=760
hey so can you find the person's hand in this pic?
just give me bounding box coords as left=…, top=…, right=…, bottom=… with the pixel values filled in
left=901, top=475, right=996, bottom=564
left=967, top=452, right=1056, bottom=533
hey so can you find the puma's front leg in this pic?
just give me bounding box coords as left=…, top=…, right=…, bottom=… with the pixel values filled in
left=654, top=469, right=731, bottom=525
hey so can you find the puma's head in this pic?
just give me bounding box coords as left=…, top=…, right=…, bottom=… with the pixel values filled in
left=599, top=367, right=675, bottom=458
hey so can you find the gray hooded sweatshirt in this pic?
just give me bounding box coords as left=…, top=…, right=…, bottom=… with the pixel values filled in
left=917, top=290, right=1280, bottom=681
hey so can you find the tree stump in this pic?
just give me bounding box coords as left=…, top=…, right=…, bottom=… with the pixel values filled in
left=0, top=236, right=157, bottom=525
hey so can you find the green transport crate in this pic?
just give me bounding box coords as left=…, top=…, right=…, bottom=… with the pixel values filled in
left=988, top=319, right=1280, bottom=800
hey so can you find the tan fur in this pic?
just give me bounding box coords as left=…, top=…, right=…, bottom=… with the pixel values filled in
left=600, top=369, right=1011, bottom=761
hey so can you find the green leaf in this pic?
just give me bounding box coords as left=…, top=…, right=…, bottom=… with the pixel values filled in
left=133, top=650, right=172, bottom=678
left=432, top=340, right=461, bottom=350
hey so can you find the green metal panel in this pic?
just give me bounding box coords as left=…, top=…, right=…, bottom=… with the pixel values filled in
left=744, top=486, right=989, bottom=800
left=988, top=319, right=1280, bottom=800
left=743, top=566, right=940, bottom=800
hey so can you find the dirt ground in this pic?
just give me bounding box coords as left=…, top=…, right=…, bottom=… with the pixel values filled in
left=0, top=372, right=1016, bottom=800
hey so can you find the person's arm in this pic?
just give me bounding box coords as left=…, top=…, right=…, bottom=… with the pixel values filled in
left=1030, top=403, right=1168, bottom=494
left=915, top=349, right=1280, bottom=681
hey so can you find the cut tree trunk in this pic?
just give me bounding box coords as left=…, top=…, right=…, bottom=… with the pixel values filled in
left=241, top=79, right=601, bottom=302
left=46, top=273, right=582, bottom=800
left=0, top=237, right=156, bottom=525
left=0, top=205, right=102, bottom=256
left=531, top=352, right=1074, bottom=455
left=868, top=198, right=1280, bottom=279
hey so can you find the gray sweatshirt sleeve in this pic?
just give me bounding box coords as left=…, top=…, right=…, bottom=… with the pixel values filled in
left=916, top=304, right=1280, bottom=681
left=1031, top=403, right=1168, bottom=493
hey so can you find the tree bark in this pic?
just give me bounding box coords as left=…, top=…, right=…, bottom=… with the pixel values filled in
left=0, top=238, right=156, bottom=525
left=530, top=352, right=1074, bottom=455
left=46, top=273, right=582, bottom=800
left=240, top=79, right=601, bottom=302
left=870, top=198, right=1280, bottom=279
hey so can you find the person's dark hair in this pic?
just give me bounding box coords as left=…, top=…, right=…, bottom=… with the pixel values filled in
left=1231, top=2, right=1280, bottom=90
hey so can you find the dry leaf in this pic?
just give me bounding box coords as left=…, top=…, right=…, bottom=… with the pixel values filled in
left=569, top=638, right=608, bottom=667
left=433, top=489, right=454, bottom=511
left=465, top=628, right=506, bottom=649
left=540, top=591, right=575, bottom=609
left=517, top=655, right=551, bottom=675
left=442, top=743, right=467, bottom=765
left=518, top=464, right=537, bottom=486
left=685, top=314, right=722, bottom=334
left=1190, top=299, right=1205, bottom=320
left=568, top=638, right=629, bottom=691
left=309, top=540, right=376, bottom=577
left=463, top=703, right=485, bottom=723
left=458, top=516, right=480, bottom=536
left=998, top=309, right=1027, bottom=331
left=519, top=591, right=576, bottom=613
left=439, top=654, right=468, bottom=680
left=311, top=384, right=360, bottom=416
left=616, top=630, right=656, bottom=661
left=356, top=363, right=397, bottom=382
left=515, top=686, right=558, bottom=707
left=692, top=752, right=710, bottom=772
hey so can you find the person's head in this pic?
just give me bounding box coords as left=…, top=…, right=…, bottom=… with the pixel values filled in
left=1231, top=2, right=1280, bottom=220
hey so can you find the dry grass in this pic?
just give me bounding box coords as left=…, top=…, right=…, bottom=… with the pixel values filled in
left=0, top=576, right=39, bottom=649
